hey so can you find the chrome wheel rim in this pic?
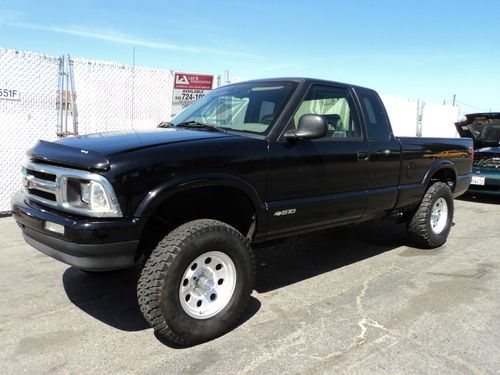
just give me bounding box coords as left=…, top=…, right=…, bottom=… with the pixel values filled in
left=179, top=251, right=237, bottom=320
left=430, top=197, right=448, bottom=234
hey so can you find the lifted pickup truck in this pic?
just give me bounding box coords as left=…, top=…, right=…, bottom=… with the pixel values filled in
left=12, top=78, right=473, bottom=345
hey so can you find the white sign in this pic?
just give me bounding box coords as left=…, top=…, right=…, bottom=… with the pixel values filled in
left=0, top=88, right=20, bottom=101
left=171, top=73, right=214, bottom=118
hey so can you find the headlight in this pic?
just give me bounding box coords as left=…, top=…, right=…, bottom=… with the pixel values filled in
left=61, top=177, right=122, bottom=217
left=79, top=180, right=118, bottom=213
left=22, top=161, right=123, bottom=218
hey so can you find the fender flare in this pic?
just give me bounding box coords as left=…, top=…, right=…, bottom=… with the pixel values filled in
left=133, top=173, right=267, bottom=221
left=422, top=160, right=457, bottom=189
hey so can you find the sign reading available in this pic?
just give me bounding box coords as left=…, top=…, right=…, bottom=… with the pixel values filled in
left=171, top=72, right=214, bottom=118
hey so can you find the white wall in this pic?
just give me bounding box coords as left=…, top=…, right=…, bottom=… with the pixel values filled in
left=421, top=103, right=460, bottom=138
left=380, top=94, right=419, bottom=136
left=380, top=93, right=459, bottom=138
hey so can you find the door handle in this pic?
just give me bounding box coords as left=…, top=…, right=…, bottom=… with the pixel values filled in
left=374, top=149, right=391, bottom=156
left=357, top=151, right=369, bottom=161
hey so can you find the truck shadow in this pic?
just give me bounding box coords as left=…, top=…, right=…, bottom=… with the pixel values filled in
left=62, top=220, right=409, bottom=346
left=62, top=266, right=262, bottom=340
left=253, top=221, right=409, bottom=293
left=457, top=193, right=499, bottom=205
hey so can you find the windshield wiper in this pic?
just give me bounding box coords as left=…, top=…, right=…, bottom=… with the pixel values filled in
left=175, top=121, right=226, bottom=132
left=157, top=121, right=174, bottom=128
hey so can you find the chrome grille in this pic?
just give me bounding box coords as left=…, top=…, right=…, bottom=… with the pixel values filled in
left=22, top=162, right=61, bottom=208
left=21, top=161, right=122, bottom=217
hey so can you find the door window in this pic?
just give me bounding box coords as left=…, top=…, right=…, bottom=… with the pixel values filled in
left=292, top=85, right=361, bottom=139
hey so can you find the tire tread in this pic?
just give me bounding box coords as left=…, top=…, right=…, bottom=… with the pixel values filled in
left=408, top=182, right=453, bottom=248
left=137, top=219, right=254, bottom=346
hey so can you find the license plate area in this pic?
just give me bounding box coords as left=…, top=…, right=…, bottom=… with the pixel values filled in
left=471, top=176, right=485, bottom=185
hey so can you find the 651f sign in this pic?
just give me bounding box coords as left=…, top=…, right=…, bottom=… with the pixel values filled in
left=0, top=88, right=20, bottom=101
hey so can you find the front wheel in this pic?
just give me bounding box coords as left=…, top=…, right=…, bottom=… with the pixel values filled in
left=407, top=182, right=454, bottom=248
left=137, top=219, right=255, bottom=345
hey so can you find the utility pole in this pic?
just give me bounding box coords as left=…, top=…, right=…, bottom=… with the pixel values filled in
left=416, top=100, right=424, bottom=137
left=452, top=94, right=456, bottom=106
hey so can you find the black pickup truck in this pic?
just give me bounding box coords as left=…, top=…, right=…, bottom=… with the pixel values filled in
left=12, top=78, right=473, bottom=345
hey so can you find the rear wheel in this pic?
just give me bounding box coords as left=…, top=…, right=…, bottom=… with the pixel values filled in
left=408, top=182, right=454, bottom=248
left=137, top=219, right=255, bottom=345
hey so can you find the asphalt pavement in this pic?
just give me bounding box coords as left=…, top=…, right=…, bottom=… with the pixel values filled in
left=0, top=196, right=499, bottom=374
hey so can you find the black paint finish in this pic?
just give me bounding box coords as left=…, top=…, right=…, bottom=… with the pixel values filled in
left=13, top=78, right=474, bottom=270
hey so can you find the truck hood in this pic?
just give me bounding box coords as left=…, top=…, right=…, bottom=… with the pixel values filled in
left=28, top=128, right=234, bottom=171
left=455, top=113, right=500, bottom=149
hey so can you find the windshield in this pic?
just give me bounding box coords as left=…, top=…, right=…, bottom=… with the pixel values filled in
left=170, top=81, right=297, bottom=135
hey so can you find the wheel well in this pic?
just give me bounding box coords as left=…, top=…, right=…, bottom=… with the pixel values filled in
left=428, top=168, right=456, bottom=191
left=137, top=186, right=256, bottom=260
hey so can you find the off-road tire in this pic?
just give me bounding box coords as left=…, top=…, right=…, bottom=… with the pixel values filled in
left=137, top=219, right=255, bottom=346
left=408, top=182, right=454, bottom=248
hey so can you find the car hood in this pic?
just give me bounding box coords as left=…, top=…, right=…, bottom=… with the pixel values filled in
left=28, top=128, right=235, bottom=171
left=455, top=113, right=500, bottom=149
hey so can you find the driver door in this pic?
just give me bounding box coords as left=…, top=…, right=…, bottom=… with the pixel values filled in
left=266, top=84, right=369, bottom=238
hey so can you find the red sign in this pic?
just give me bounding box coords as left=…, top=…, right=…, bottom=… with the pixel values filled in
left=174, top=73, right=213, bottom=90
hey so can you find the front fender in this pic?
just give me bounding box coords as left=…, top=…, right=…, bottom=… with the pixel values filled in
left=133, top=173, right=267, bottom=220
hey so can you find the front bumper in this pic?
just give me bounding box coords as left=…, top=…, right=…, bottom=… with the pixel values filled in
left=11, top=190, right=147, bottom=271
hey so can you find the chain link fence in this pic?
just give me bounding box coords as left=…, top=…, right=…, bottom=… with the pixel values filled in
left=0, top=48, right=218, bottom=213
left=73, top=59, right=175, bottom=134
left=0, top=49, right=59, bottom=213
left=0, top=48, right=461, bottom=213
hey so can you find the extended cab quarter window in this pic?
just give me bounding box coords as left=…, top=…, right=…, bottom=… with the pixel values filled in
left=355, top=88, right=392, bottom=141
left=292, top=85, right=361, bottom=139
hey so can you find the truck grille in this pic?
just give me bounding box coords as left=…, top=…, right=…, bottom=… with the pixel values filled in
left=22, top=162, right=61, bottom=208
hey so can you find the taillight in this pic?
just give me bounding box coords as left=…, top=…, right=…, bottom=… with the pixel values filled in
left=471, top=147, right=474, bottom=160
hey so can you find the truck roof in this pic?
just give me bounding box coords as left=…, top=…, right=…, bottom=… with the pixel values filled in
left=224, top=77, right=375, bottom=92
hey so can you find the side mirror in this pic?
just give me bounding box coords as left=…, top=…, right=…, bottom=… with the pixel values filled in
left=284, top=114, right=328, bottom=142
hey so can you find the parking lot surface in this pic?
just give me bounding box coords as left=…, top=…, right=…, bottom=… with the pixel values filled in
left=1, top=197, right=499, bottom=374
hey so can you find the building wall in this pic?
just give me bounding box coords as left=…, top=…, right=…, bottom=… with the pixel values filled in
left=380, top=93, right=459, bottom=137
